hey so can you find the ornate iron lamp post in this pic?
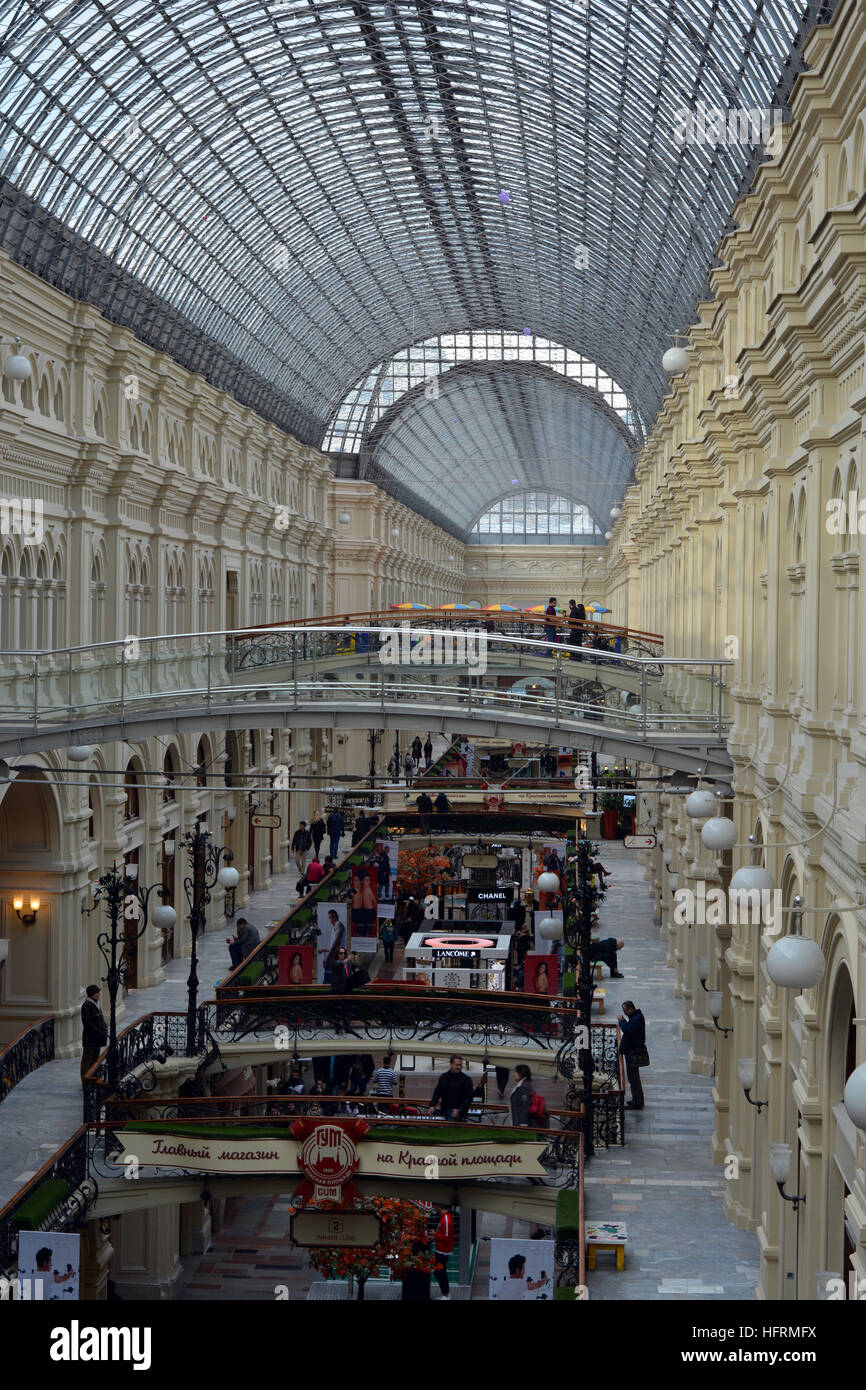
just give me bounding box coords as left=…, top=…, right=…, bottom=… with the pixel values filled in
left=563, top=838, right=605, bottom=1158
left=85, top=863, right=176, bottom=1092
left=182, top=824, right=237, bottom=1053
left=368, top=728, right=382, bottom=780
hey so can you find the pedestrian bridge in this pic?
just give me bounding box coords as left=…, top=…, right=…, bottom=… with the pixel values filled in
left=0, top=619, right=733, bottom=777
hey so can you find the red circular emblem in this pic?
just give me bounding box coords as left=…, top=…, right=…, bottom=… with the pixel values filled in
left=299, top=1124, right=359, bottom=1188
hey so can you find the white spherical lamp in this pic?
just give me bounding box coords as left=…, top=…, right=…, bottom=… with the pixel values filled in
left=4, top=350, right=31, bottom=381
left=338, top=512, right=351, bottom=523
left=685, top=788, right=717, bottom=820
left=610, top=506, right=621, bottom=519
left=151, top=903, right=177, bottom=933
left=701, top=816, right=737, bottom=851
left=766, top=936, right=825, bottom=989
left=538, top=916, right=563, bottom=941
left=843, top=1064, right=866, bottom=1130
left=662, top=345, right=690, bottom=374
left=67, top=745, right=93, bottom=762
left=537, top=871, right=561, bottom=895
left=662, top=849, right=673, bottom=867
left=729, top=865, right=775, bottom=895
left=218, top=865, right=240, bottom=889
left=604, top=530, right=613, bottom=540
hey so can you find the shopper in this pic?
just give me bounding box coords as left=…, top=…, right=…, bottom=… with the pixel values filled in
left=590, top=936, right=625, bottom=978
left=310, top=811, right=326, bottom=857
left=404, top=751, right=416, bottom=783
left=568, top=600, right=585, bottom=658
left=226, top=918, right=259, bottom=969
left=306, top=853, right=325, bottom=886
left=326, top=807, right=344, bottom=860
left=80, top=984, right=107, bottom=1083
left=349, top=951, right=370, bottom=988
left=411, top=736, right=423, bottom=761
left=429, top=1055, right=474, bottom=1121
left=369, top=1052, right=399, bottom=1097
left=416, top=789, right=434, bottom=833
left=433, top=1207, right=455, bottom=1300
left=380, top=917, right=397, bottom=963
left=423, top=734, right=433, bottom=765
left=434, top=789, right=450, bottom=826
left=509, top=1063, right=534, bottom=1127
left=352, top=811, right=370, bottom=845
left=618, top=999, right=648, bottom=1110
left=544, top=596, right=558, bottom=653
left=291, top=820, right=312, bottom=874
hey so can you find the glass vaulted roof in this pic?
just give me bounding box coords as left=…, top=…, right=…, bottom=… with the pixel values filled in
left=0, top=0, right=824, bottom=528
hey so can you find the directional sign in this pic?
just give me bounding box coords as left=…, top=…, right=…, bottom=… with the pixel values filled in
left=251, top=813, right=281, bottom=829
left=624, top=834, right=656, bottom=849
left=290, top=1212, right=381, bottom=1248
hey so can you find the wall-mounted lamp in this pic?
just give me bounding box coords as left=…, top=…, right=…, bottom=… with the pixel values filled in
left=696, top=955, right=710, bottom=991
left=13, top=894, right=40, bottom=925
left=2, top=338, right=31, bottom=381
left=162, top=838, right=176, bottom=858
left=707, top=989, right=732, bottom=1037
left=737, top=1057, right=767, bottom=1113
left=769, top=1142, right=805, bottom=1211
left=224, top=804, right=237, bottom=825
left=124, top=864, right=139, bottom=882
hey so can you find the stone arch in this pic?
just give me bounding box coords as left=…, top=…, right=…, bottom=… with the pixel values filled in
left=0, top=770, right=63, bottom=1036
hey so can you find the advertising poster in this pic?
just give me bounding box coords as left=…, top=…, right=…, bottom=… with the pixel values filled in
left=488, top=1238, right=554, bottom=1301
left=372, top=838, right=399, bottom=901
left=17, top=1231, right=80, bottom=1301
left=316, top=902, right=349, bottom=982
left=523, top=952, right=558, bottom=998
left=351, top=864, right=378, bottom=932
left=534, top=909, right=563, bottom=955
left=278, top=943, right=314, bottom=985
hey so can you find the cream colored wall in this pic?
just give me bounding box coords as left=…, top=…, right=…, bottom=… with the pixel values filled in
left=607, top=0, right=866, bottom=1302
left=463, top=544, right=609, bottom=613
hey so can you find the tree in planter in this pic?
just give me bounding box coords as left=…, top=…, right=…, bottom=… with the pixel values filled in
left=394, top=847, right=451, bottom=900
left=307, top=1195, right=438, bottom=1299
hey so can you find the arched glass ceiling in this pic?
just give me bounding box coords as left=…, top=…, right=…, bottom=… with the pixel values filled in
left=471, top=493, right=604, bottom=545
left=0, top=0, right=823, bottom=452
left=324, top=330, right=643, bottom=454
left=363, top=359, right=636, bottom=535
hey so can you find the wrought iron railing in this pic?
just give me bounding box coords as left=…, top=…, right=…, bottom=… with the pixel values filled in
left=0, top=1014, right=54, bottom=1103
left=0, top=1126, right=94, bottom=1271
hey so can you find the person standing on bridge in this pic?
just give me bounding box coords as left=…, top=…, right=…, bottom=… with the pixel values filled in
left=568, top=600, right=585, bottom=658
left=291, top=820, right=312, bottom=875
left=424, top=734, right=433, bottom=766
left=80, top=984, right=107, bottom=1084
left=544, top=596, right=558, bottom=655
left=415, top=789, right=433, bottom=834
left=619, top=999, right=648, bottom=1110
left=326, top=806, right=344, bottom=860
left=428, top=1055, right=474, bottom=1121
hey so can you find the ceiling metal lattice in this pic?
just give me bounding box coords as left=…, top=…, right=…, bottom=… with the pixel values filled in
left=0, top=0, right=830, bottom=520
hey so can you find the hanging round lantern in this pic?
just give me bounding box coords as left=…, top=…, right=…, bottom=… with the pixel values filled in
left=537, top=871, right=561, bottom=894
left=662, top=849, right=673, bottom=867
left=843, top=1064, right=866, bottom=1130
left=538, top=916, right=563, bottom=941
left=701, top=816, right=737, bottom=851
left=151, top=903, right=177, bottom=933
left=218, top=865, right=240, bottom=889
left=610, top=506, right=621, bottom=519
left=3, top=350, right=31, bottom=381
left=67, top=745, right=93, bottom=762
left=662, top=345, right=690, bottom=374
left=604, top=530, right=613, bottom=540
left=766, top=936, right=825, bottom=989
left=685, top=788, right=717, bottom=820
left=729, top=865, right=775, bottom=895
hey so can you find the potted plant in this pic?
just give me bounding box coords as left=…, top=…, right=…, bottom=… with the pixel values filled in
left=600, top=791, right=618, bottom=839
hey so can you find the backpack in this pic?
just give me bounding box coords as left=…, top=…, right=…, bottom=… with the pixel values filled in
left=528, top=1091, right=547, bottom=1124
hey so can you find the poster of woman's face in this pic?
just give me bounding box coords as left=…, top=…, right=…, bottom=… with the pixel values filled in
left=351, top=864, right=378, bottom=927
left=278, top=943, right=313, bottom=986
left=524, top=952, right=558, bottom=997
left=17, top=1230, right=80, bottom=1300
left=316, top=902, right=348, bottom=982
left=534, top=910, right=563, bottom=955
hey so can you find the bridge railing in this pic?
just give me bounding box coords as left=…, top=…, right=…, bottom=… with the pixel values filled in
left=0, top=625, right=732, bottom=738
left=0, top=1015, right=54, bottom=1103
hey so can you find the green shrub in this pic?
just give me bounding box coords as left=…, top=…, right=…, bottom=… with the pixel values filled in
left=556, top=1188, right=581, bottom=1242
left=10, top=1179, right=69, bottom=1229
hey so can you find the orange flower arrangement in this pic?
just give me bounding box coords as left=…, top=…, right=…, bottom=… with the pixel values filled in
left=394, top=846, right=452, bottom=900
left=307, top=1195, right=438, bottom=1299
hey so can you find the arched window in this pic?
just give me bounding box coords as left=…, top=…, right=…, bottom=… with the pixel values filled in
left=124, top=759, right=141, bottom=821
left=90, top=553, right=105, bottom=644
left=195, top=738, right=209, bottom=787
left=163, top=747, right=177, bottom=802
left=470, top=493, right=604, bottom=543
left=37, top=376, right=49, bottom=415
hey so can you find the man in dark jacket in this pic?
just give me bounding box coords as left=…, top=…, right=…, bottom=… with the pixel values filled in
left=416, top=791, right=434, bottom=834
left=352, top=811, right=370, bottom=845
left=291, top=821, right=312, bottom=875
left=618, top=1000, right=646, bottom=1110
left=433, top=790, right=450, bottom=827
left=227, top=918, right=260, bottom=969
left=80, top=984, right=108, bottom=1083
left=326, top=808, right=344, bottom=860
left=428, top=1055, right=474, bottom=1120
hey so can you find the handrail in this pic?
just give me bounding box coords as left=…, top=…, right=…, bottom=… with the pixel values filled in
left=228, top=607, right=665, bottom=646
left=101, top=1096, right=586, bottom=1128
left=0, top=1014, right=55, bottom=1103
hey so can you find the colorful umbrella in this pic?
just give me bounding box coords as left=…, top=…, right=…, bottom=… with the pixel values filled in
left=390, top=602, right=431, bottom=610
left=586, top=603, right=611, bottom=615
left=525, top=604, right=564, bottom=614
left=482, top=603, right=519, bottom=612
left=436, top=603, right=472, bottom=610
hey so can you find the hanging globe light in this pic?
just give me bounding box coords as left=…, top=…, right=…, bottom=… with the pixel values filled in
left=537, top=871, right=561, bottom=894
left=729, top=865, right=775, bottom=895
left=610, top=506, right=621, bottom=519
left=701, top=816, right=737, bottom=851
left=766, top=936, right=825, bottom=989
left=67, top=746, right=94, bottom=762
left=151, top=903, right=177, bottom=933
left=3, top=345, right=31, bottom=380
left=662, top=849, right=673, bottom=867
left=685, top=788, right=717, bottom=820
left=843, top=1064, right=866, bottom=1130
left=218, top=865, right=240, bottom=889
left=662, top=345, right=690, bottom=374
left=604, top=530, right=613, bottom=540
left=538, top=916, right=563, bottom=941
